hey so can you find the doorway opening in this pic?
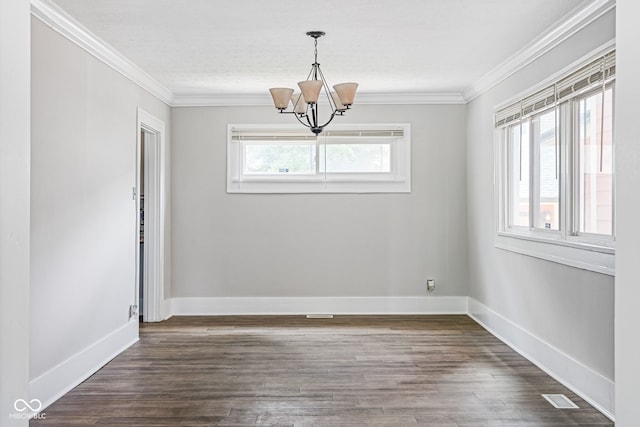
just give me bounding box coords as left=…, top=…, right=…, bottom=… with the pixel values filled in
left=139, top=129, right=145, bottom=321
left=136, top=108, right=166, bottom=322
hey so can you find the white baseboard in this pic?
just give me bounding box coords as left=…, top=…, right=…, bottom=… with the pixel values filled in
left=29, top=320, right=139, bottom=411
left=166, top=296, right=468, bottom=317
left=467, top=297, right=614, bottom=421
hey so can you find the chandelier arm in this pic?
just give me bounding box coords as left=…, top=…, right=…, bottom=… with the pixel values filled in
left=316, top=111, right=337, bottom=133
left=291, top=94, right=303, bottom=114
left=292, top=102, right=337, bottom=134
left=293, top=112, right=312, bottom=129
left=316, top=66, right=337, bottom=113
left=305, top=66, right=314, bottom=81
left=311, top=103, right=318, bottom=129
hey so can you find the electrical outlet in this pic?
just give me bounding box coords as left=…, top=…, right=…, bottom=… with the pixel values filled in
left=427, top=279, right=436, bottom=292
left=129, top=304, right=138, bottom=319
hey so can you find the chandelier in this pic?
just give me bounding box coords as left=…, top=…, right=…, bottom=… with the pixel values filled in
left=269, top=31, right=358, bottom=134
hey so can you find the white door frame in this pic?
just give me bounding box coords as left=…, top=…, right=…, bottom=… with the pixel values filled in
left=136, top=108, right=166, bottom=322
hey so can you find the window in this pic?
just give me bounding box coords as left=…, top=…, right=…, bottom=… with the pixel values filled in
left=506, top=109, right=561, bottom=232
left=576, top=87, right=614, bottom=237
left=227, top=124, right=410, bottom=193
left=506, top=110, right=561, bottom=231
left=244, top=142, right=316, bottom=175
left=495, top=50, right=615, bottom=275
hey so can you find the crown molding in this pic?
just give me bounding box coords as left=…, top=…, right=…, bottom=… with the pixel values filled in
left=171, top=91, right=466, bottom=107
left=356, top=92, right=466, bottom=105
left=171, top=93, right=273, bottom=107
left=30, top=0, right=174, bottom=105
left=463, top=0, right=616, bottom=102
left=492, top=38, right=615, bottom=113
left=30, top=0, right=613, bottom=108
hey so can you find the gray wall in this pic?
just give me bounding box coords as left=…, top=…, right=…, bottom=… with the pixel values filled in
left=171, top=104, right=467, bottom=298
left=614, top=0, right=640, bottom=424
left=1, top=0, right=30, bottom=425
left=466, top=9, right=615, bottom=383
left=30, top=18, right=170, bottom=381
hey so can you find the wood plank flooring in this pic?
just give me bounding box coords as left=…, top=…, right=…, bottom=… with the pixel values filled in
left=31, top=315, right=613, bottom=426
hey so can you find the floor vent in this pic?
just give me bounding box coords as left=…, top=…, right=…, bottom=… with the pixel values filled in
left=542, top=394, right=579, bottom=409
left=306, top=314, right=334, bottom=319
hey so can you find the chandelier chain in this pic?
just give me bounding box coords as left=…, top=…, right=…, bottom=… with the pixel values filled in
left=314, top=38, right=318, bottom=64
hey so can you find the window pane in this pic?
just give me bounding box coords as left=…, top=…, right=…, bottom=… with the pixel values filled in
left=508, top=122, right=530, bottom=227
left=244, top=143, right=316, bottom=174
left=534, top=110, right=559, bottom=230
left=320, top=144, right=391, bottom=173
left=578, top=88, right=614, bottom=235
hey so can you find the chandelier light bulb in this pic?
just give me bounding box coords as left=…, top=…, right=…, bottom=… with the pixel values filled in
left=291, top=93, right=307, bottom=114
left=269, top=88, right=294, bottom=111
left=333, top=82, right=359, bottom=107
left=297, top=80, right=323, bottom=104
left=330, top=91, right=347, bottom=111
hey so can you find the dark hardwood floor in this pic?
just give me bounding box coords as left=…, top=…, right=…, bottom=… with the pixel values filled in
left=31, top=315, right=613, bottom=426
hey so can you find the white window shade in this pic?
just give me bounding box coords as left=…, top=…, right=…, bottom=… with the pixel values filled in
left=555, top=51, right=615, bottom=102
left=231, top=129, right=405, bottom=140
left=495, top=50, right=615, bottom=128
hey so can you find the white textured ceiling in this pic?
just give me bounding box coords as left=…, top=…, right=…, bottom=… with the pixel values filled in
left=51, top=0, right=589, bottom=96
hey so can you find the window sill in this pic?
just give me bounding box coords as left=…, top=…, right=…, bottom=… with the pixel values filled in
left=227, top=179, right=410, bottom=194
left=495, top=232, right=614, bottom=276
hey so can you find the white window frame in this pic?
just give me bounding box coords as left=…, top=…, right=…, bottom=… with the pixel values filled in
left=503, top=109, right=562, bottom=236
left=227, top=123, right=411, bottom=193
left=494, top=47, right=615, bottom=276
left=567, top=84, right=616, bottom=249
